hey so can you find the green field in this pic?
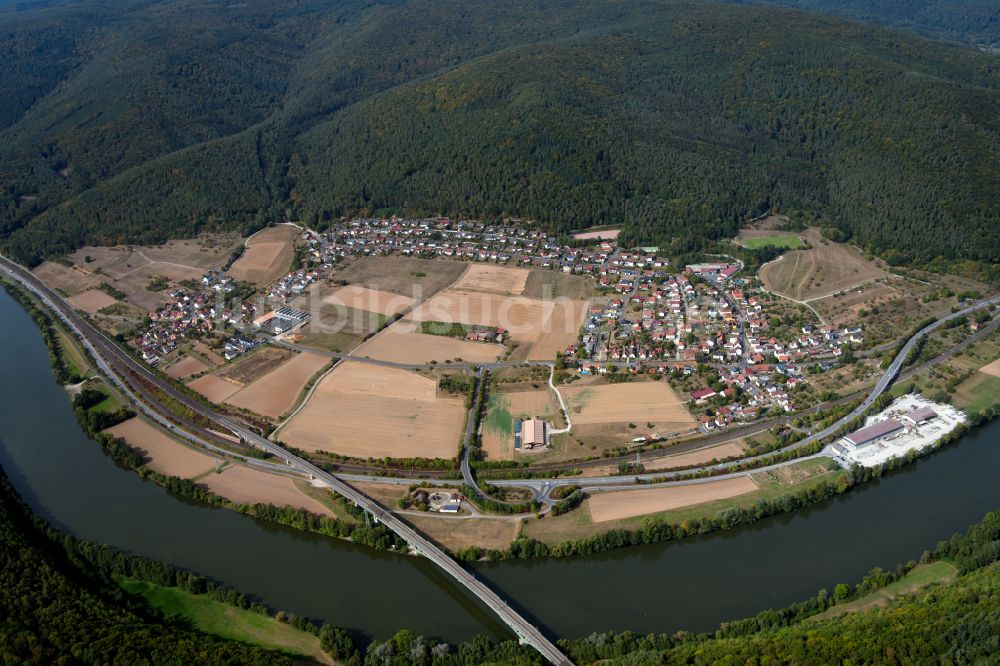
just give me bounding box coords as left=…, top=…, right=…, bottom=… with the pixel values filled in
left=484, top=394, right=514, bottom=437
left=811, top=561, right=958, bottom=620
left=118, top=579, right=330, bottom=662
left=952, top=372, right=1000, bottom=413
left=739, top=234, right=805, bottom=250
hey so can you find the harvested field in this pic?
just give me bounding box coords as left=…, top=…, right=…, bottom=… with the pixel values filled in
left=572, top=228, right=620, bottom=240
left=291, top=288, right=386, bottom=337
left=217, top=348, right=293, bottom=386
left=451, top=264, right=529, bottom=295
left=105, top=417, right=219, bottom=478
left=199, top=465, right=333, bottom=516
left=338, top=256, right=466, bottom=298
left=325, top=285, right=415, bottom=316
left=979, top=358, right=1000, bottom=378
left=588, top=476, right=759, bottom=523
left=279, top=361, right=465, bottom=459
left=759, top=228, right=887, bottom=301
left=67, top=289, right=118, bottom=313
left=642, top=441, right=746, bottom=471
left=187, top=374, right=241, bottom=403
left=225, top=352, right=328, bottom=418
left=404, top=514, right=520, bottom=553
left=561, top=382, right=693, bottom=426
left=227, top=225, right=299, bottom=286
left=354, top=326, right=502, bottom=364
left=527, top=298, right=589, bottom=360
left=164, top=355, right=209, bottom=379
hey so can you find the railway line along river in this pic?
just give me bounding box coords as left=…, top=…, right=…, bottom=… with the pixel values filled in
left=2, top=284, right=1000, bottom=645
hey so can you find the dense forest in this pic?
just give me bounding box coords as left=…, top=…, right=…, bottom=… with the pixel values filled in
left=0, top=0, right=998, bottom=270
left=741, top=0, right=1000, bottom=49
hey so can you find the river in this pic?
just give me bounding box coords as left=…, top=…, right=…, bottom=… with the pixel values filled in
left=1, top=285, right=999, bottom=645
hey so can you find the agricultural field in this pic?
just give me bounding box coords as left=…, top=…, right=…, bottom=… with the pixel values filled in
left=163, top=354, right=209, bottom=379
left=482, top=388, right=565, bottom=460
left=588, top=476, right=760, bottom=523
left=66, top=288, right=119, bottom=313
left=560, top=381, right=695, bottom=446
left=640, top=440, right=747, bottom=472
left=105, top=417, right=221, bottom=478
left=572, top=227, right=620, bottom=240
left=291, top=287, right=387, bottom=340
left=451, top=264, right=530, bottom=295
left=187, top=374, right=242, bottom=403
left=522, top=269, right=595, bottom=301
left=199, top=465, right=334, bottom=516
left=354, top=325, right=502, bottom=364
left=405, top=264, right=590, bottom=361
left=277, top=361, right=466, bottom=459
left=334, top=255, right=466, bottom=298
left=324, top=284, right=415, bottom=316
left=227, top=225, right=299, bottom=286
left=759, top=228, right=887, bottom=301
left=217, top=348, right=294, bottom=385
left=224, top=352, right=329, bottom=418
left=523, top=458, right=843, bottom=545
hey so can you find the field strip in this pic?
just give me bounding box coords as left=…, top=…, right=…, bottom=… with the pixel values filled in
left=587, top=475, right=759, bottom=522
left=270, top=358, right=342, bottom=439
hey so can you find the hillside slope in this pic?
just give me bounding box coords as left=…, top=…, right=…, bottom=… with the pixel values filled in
left=1, top=0, right=998, bottom=267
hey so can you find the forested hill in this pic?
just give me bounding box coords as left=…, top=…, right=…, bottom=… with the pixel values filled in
left=739, top=0, right=1000, bottom=49
left=1, top=0, right=998, bottom=268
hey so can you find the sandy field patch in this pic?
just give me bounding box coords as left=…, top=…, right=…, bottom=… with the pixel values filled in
left=67, top=289, right=119, bottom=313
left=588, top=476, right=759, bottom=523
left=572, top=229, right=620, bottom=240
left=187, top=374, right=241, bottom=402
left=325, top=285, right=415, bottom=316
left=227, top=225, right=299, bottom=286
left=279, top=361, right=464, bottom=459
left=354, top=326, right=502, bottom=364
left=225, top=352, right=328, bottom=418
left=980, top=358, right=1000, bottom=378
left=199, top=465, right=333, bottom=516
left=451, top=264, right=530, bottom=295
left=759, top=228, right=886, bottom=301
left=642, top=442, right=746, bottom=471
left=105, top=417, right=219, bottom=478
left=561, top=382, right=694, bottom=426
left=164, top=355, right=209, bottom=379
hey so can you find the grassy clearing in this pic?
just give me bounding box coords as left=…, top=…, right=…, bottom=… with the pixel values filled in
left=524, top=458, right=844, bottom=544
left=293, top=480, right=358, bottom=523
left=118, top=578, right=331, bottom=663
left=810, top=561, right=958, bottom=621
left=54, top=326, right=90, bottom=377
left=953, top=372, right=1000, bottom=412
left=484, top=393, right=514, bottom=437
left=740, top=234, right=804, bottom=250
left=87, top=382, right=123, bottom=413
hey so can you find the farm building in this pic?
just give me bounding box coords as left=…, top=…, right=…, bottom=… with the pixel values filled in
left=514, top=418, right=550, bottom=450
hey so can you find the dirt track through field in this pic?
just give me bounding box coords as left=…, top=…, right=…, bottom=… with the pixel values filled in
left=588, top=476, right=759, bottom=522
